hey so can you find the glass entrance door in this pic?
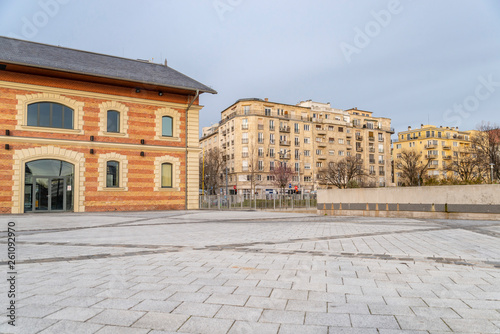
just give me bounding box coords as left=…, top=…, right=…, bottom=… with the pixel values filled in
left=50, top=178, right=65, bottom=211
left=24, top=159, right=74, bottom=213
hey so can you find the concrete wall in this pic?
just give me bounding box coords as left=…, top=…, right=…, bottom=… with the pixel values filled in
left=318, top=185, right=500, bottom=219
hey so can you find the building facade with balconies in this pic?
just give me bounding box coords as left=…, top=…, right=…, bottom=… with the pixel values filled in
left=392, top=124, right=474, bottom=185
left=200, top=98, right=394, bottom=196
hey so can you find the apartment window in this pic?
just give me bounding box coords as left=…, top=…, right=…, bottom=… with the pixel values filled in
left=378, top=155, right=384, bottom=163
left=243, top=105, right=250, bottom=115
left=161, top=163, right=172, bottom=188
left=338, top=127, right=344, bottom=132
left=378, top=133, right=383, bottom=141
left=453, top=142, right=458, bottom=147
left=338, top=138, right=344, bottom=144
left=292, top=175, right=299, bottom=182
left=294, top=123, right=300, bottom=133
left=265, top=108, right=272, bottom=116
left=316, top=149, right=322, bottom=155
left=295, top=149, right=299, bottom=159
left=329, top=150, right=335, bottom=156
left=107, top=110, right=120, bottom=133
left=258, top=147, right=264, bottom=157
left=242, top=132, right=248, bottom=144
left=304, top=137, right=310, bottom=144
left=256, top=174, right=262, bottom=181
left=316, top=162, right=323, bottom=168
left=304, top=176, right=312, bottom=182
left=338, top=151, right=345, bottom=156
left=396, top=144, right=401, bottom=149
left=106, top=161, right=119, bottom=187
left=328, top=126, right=334, bottom=131
left=378, top=144, right=384, bottom=153
left=258, top=160, right=264, bottom=171
left=304, top=163, right=311, bottom=170
left=270, top=161, right=275, bottom=170
left=304, top=124, right=310, bottom=131
left=295, top=137, right=300, bottom=146
left=161, top=116, right=173, bottom=137
left=369, top=154, right=375, bottom=163
left=295, top=162, right=299, bottom=172
left=242, top=160, right=248, bottom=171
left=269, top=120, right=275, bottom=130
left=304, top=150, right=310, bottom=157
left=242, top=118, right=248, bottom=129
left=27, top=102, right=74, bottom=129
left=258, top=132, right=264, bottom=143
left=267, top=175, right=275, bottom=181
left=329, top=138, right=335, bottom=143
left=426, top=131, right=430, bottom=138
left=242, top=147, right=249, bottom=158
left=269, top=148, right=275, bottom=158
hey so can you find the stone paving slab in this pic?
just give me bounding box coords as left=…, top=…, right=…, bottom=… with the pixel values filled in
left=0, top=212, right=499, bottom=333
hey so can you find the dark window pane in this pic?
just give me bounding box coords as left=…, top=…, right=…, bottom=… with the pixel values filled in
left=162, top=163, right=172, bottom=188
left=106, top=161, right=119, bottom=187
left=52, top=103, right=63, bottom=128
left=107, top=110, right=120, bottom=132
left=63, top=107, right=73, bottom=129
left=27, top=104, right=38, bottom=126
left=162, top=116, right=173, bottom=137
left=39, top=102, right=51, bottom=127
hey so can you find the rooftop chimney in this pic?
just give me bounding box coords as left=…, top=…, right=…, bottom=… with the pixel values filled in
left=408, top=126, right=412, bottom=131
left=264, top=98, right=268, bottom=102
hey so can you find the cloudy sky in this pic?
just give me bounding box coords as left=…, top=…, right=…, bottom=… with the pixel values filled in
left=1, top=0, right=499, bottom=135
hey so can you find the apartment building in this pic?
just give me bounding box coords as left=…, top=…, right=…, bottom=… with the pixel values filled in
left=0, top=36, right=215, bottom=213
left=392, top=124, right=474, bottom=184
left=200, top=98, right=393, bottom=196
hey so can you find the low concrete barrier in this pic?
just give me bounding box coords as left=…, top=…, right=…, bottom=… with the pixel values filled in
left=317, top=184, right=500, bottom=220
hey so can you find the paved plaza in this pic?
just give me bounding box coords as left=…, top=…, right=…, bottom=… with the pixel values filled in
left=1, top=211, right=499, bottom=333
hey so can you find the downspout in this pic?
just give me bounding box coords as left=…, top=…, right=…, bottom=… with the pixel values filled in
left=185, top=89, right=200, bottom=209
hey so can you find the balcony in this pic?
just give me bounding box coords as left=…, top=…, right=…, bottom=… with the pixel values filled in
left=258, top=124, right=264, bottom=130
left=426, top=154, right=438, bottom=159
left=369, top=147, right=375, bottom=153
left=279, top=126, right=290, bottom=133
left=294, top=129, right=300, bottom=134
left=356, top=135, right=363, bottom=141
left=317, top=155, right=326, bottom=160
left=281, top=155, right=291, bottom=160
left=378, top=160, right=385, bottom=165
left=279, top=140, right=290, bottom=146
left=369, top=171, right=376, bottom=176
left=428, top=164, right=438, bottom=169
left=443, top=155, right=452, bottom=160
left=222, top=143, right=227, bottom=149
left=242, top=139, right=249, bottom=144
left=242, top=153, right=249, bottom=158
left=379, top=171, right=385, bottom=176
left=269, top=126, right=275, bottom=131
left=369, top=137, right=375, bottom=142
left=356, top=147, right=363, bottom=152
left=258, top=139, right=264, bottom=144
left=241, top=125, right=248, bottom=130
left=369, top=159, right=376, bottom=164
left=317, top=141, right=327, bottom=147
left=443, top=145, right=451, bottom=150
left=425, top=144, right=437, bottom=149
left=346, top=146, right=352, bottom=150
left=316, top=129, right=327, bottom=135
left=378, top=138, right=384, bottom=142
left=346, top=133, right=352, bottom=138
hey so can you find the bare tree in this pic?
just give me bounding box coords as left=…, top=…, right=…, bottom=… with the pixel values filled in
left=445, top=145, right=483, bottom=183
left=318, top=156, right=366, bottom=189
left=472, top=122, right=500, bottom=182
left=199, top=147, right=226, bottom=195
left=270, top=162, right=294, bottom=194
left=396, top=150, right=433, bottom=186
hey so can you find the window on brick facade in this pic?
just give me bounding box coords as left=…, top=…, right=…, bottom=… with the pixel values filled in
left=107, top=110, right=120, bottom=133
left=106, top=161, right=119, bottom=187
left=27, top=102, right=74, bottom=129
left=161, top=163, right=173, bottom=188
left=162, top=116, right=173, bottom=137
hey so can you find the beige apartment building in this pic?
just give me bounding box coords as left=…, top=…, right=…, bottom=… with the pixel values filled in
left=393, top=124, right=474, bottom=184
left=200, top=98, right=393, bottom=196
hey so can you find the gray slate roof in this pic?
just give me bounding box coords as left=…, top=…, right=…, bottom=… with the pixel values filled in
left=0, top=36, right=216, bottom=94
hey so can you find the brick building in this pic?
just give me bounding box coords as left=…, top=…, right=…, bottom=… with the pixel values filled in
left=0, top=36, right=215, bottom=213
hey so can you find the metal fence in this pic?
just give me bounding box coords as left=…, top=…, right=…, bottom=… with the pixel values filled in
left=199, top=194, right=317, bottom=211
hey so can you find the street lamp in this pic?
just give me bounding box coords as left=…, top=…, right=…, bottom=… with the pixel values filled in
left=490, top=163, right=495, bottom=184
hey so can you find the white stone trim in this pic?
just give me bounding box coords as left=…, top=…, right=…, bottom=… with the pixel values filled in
left=97, top=101, right=129, bottom=137
left=15, top=92, right=85, bottom=134
left=154, top=155, right=181, bottom=191
left=98, top=152, right=128, bottom=191
left=154, top=107, right=181, bottom=142
left=11, top=146, right=86, bottom=213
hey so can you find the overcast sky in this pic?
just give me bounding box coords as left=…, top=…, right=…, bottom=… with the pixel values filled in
left=1, top=0, right=499, bottom=135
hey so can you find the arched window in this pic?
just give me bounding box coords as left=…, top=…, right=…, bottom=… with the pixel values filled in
left=161, top=163, right=172, bottom=188
left=107, top=110, right=120, bottom=133
left=162, top=116, right=173, bottom=137
left=106, top=161, right=119, bottom=187
left=27, top=102, right=74, bottom=129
